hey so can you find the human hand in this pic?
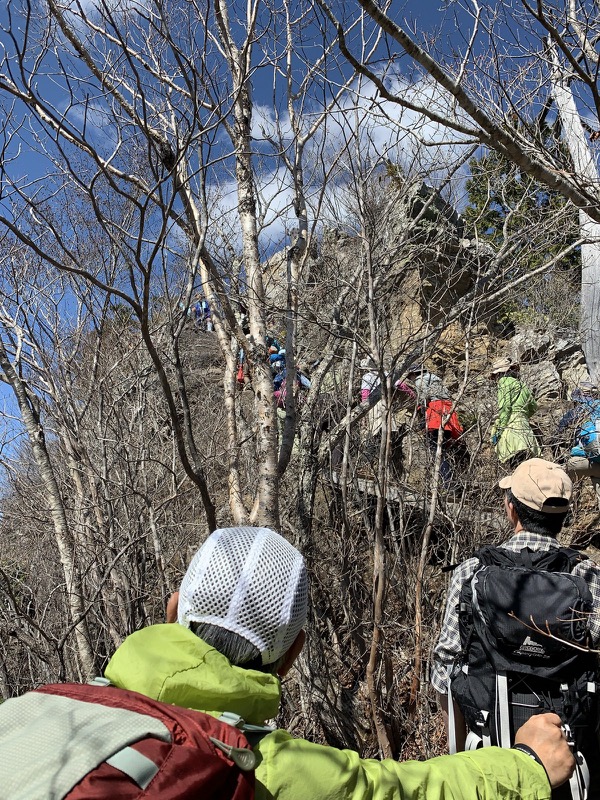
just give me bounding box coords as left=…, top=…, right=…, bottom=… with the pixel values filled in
left=514, top=714, right=575, bottom=789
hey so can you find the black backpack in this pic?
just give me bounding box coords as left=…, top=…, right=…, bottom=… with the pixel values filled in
left=449, top=545, right=600, bottom=796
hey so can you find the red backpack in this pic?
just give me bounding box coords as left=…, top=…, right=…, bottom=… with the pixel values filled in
left=425, top=399, right=463, bottom=439
left=0, top=680, right=259, bottom=799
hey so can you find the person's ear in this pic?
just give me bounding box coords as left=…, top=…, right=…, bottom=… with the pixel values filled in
left=166, top=591, right=179, bottom=623
left=277, top=629, right=306, bottom=678
left=505, top=498, right=519, bottom=526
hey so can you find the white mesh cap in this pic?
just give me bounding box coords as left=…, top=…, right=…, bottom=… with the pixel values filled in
left=178, top=527, right=308, bottom=666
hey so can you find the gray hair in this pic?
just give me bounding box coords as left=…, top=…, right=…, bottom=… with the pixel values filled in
left=191, top=622, right=285, bottom=674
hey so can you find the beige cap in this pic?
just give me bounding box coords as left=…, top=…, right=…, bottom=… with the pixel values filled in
left=499, top=458, right=572, bottom=514
left=490, top=357, right=514, bottom=375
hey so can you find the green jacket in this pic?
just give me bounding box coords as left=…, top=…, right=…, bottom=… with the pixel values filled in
left=105, top=624, right=551, bottom=800
left=492, top=376, right=541, bottom=463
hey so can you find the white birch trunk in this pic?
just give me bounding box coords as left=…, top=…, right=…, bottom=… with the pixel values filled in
left=0, top=339, right=95, bottom=677
left=214, top=0, right=279, bottom=527
left=551, top=48, right=600, bottom=383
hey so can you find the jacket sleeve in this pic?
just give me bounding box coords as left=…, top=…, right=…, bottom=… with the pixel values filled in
left=521, top=385, right=538, bottom=417
left=255, top=732, right=551, bottom=800
left=494, top=378, right=514, bottom=431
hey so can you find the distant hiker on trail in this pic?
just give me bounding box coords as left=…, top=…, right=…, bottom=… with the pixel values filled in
left=194, top=298, right=203, bottom=329
left=202, top=299, right=213, bottom=331
left=178, top=299, right=192, bottom=320
left=490, top=358, right=540, bottom=468
left=81, top=526, right=576, bottom=799
left=270, top=349, right=286, bottom=390
left=365, top=373, right=417, bottom=480
left=273, top=363, right=311, bottom=411
left=359, top=358, right=415, bottom=479
left=360, top=356, right=380, bottom=402
left=409, top=365, right=450, bottom=406
left=238, top=301, right=250, bottom=336
left=266, top=332, right=282, bottom=353
left=406, top=364, right=462, bottom=487
left=558, top=382, right=600, bottom=511
left=388, top=376, right=418, bottom=477
left=194, top=297, right=213, bottom=331
left=431, top=458, right=600, bottom=798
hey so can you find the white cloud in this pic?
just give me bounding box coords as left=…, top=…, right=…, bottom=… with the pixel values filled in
left=200, top=72, right=473, bottom=257
left=65, top=0, right=148, bottom=15
left=59, top=98, right=120, bottom=156
left=251, top=104, right=293, bottom=143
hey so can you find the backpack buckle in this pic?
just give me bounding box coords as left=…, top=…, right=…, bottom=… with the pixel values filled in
left=219, top=711, right=245, bottom=729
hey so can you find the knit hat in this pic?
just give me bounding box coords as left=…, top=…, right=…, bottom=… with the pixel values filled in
left=490, top=357, right=514, bottom=376
left=178, top=527, right=308, bottom=666
left=499, top=458, right=572, bottom=514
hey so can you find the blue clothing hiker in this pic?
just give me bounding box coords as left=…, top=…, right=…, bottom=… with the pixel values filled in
left=559, top=383, right=600, bottom=511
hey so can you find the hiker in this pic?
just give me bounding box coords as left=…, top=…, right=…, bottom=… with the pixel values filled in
left=102, top=525, right=574, bottom=800
left=408, top=365, right=450, bottom=405
left=270, top=350, right=287, bottom=390
left=178, top=299, right=192, bottom=320
left=406, top=364, right=462, bottom=487
left=273, top=367, right=311, bottom=411
left=194, top=298, right=204, bottom=330
left=193, top=297, right=212, bottom=331
left=360, top=356, right=380, bottom=401
left=266, top=332, right=282, bottom=353
left=364, top=376, right=416, bottom=479
left=359, top=359, right=414, bottom=478
left=559, top=382, right=600, bottom=511
left=490, top=357, right=540, bottom=468
left=431, top=459, right=600, bottom=796
left=202, top=299, right=213, bottom=331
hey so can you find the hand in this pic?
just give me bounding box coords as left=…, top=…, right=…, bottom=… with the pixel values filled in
left=514, top=714, right=575, bottom=789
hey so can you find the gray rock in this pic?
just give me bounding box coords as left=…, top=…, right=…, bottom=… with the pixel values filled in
left=561, top=364, right=592, bottom=395
left=521, top=362, right=561, bottom=402
left=510, top=330, right=552, bottom=363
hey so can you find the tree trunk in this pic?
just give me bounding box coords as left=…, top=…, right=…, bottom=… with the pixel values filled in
left=550, top=44, right=600, bottom=383
left=0, top=338, right=95, bottom=678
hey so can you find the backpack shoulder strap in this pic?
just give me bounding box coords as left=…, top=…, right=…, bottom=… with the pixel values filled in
left=475, top=544, right=584, bottom=572
left=218, top=711, right=275, bottom=746
left=525, top=545, right=584, bottom=572
left=474, top=545, right=519, bottom=568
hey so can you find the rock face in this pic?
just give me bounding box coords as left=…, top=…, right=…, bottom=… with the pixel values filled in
left=506, top=326, right=590, bottom=401
left=520, top=362, right=562, bottom=402
left=510, top=330, right=553, bottom=363
left=259, top=178, right=590, bottom=413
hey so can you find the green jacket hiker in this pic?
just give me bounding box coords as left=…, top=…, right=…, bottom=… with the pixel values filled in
left=490, top=362, right=540, bottom=464
left=105, top=623, right=553, bottom=800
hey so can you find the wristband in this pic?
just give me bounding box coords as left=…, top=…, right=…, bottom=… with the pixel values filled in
left=512, top=743, right=550, bottom=783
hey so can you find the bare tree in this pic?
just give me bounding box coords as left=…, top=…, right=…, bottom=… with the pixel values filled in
left=318, top=0, right=600, bottom=378
left=0, top=0, right=593, bottom=762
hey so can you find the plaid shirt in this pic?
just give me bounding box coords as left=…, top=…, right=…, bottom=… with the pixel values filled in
left=430, top=531, right=600, bottom=694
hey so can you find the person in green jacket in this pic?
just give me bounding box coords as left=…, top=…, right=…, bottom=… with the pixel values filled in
left=490, top=357, right=541, bottom=468
left=105, top=526, right=573, bottom=800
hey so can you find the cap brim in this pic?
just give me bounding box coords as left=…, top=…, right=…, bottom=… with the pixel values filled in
left=498, top=475, right=512, bottom=489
